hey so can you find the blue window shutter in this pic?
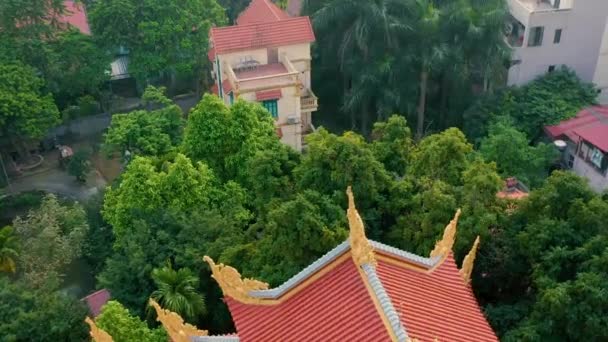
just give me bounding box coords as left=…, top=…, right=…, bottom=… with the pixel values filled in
left=262, top=100, right=278, bottom=118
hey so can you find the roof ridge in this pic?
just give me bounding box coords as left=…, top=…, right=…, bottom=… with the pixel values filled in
left=361, top=263, right=409, bottom=341
left=212, top=15, right=311, bottom=32
left=261, top=0, right=284, bottom=21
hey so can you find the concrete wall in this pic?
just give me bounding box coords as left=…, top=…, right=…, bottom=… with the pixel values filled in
left=507, top=0, right=608, bottom=86
left=573, top=155, right=608, bottom=192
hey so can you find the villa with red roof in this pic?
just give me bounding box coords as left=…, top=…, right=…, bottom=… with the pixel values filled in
left=209, top=0, right=317, bottom=151
left=545, top=106, right=608, bottom=192
left=197, top=188, right=497, bottom=342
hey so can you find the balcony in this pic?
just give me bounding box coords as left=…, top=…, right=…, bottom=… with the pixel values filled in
left=300, top=87, right=318, bottom=112
left=225, top=53, right=300, bottom=94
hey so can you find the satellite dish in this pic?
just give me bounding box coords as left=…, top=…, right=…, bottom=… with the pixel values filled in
left=554, top=140, right=567, bottom=151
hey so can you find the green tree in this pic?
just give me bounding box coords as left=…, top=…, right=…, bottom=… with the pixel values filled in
left=294, top=128, right=392, bottom=237
left=248, top=190, right=348, bottom=285
left=0, top=277, right=89, bottom=342
left=410, top=127, right=473, bottom=185
left=89, top=0, right=226, bottom=91
left=0, top=63, right=60, bottom=161
left=96, top=301, right=167, bottom=342
left=151, top=263, right=206, bottom=322
left=13, top=194, right=89, bottom=288
left=0, top=225, right=19, bottom=273
left=480, top=119, right=557, bottom=187
left=371, top=115, right=413, bottom=176
left=68, top=149, right=92, bottom=182
left=464, top=67, right=597, bottom=142
left=182, top=95, right=280, bottom=181
left=103, top=87, right=183, bottom=157
left=46, top=29, right=112, bottom=105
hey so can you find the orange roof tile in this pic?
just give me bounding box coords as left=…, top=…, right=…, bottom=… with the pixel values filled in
left=256, top=89, right=282, bottom=101
left=226, top=257, right=392, bottom=341
left=217, top=243, right=497, bottom=341
left=210, top=17, right=315, bottom=55
left=236, top=0, right=290, bottom=25
left=378, top=254, right=498, bottom=341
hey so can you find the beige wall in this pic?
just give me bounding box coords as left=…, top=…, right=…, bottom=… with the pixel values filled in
left=212, top=42, right=314, bottom=152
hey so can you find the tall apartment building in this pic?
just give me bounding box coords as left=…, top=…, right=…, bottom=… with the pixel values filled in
left=506, top=0, right=608, bottom=95
left=209, top=0, right=318, bottom=151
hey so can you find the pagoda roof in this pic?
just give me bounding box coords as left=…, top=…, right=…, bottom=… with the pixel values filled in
left=204, top=188, right=498, bottom=342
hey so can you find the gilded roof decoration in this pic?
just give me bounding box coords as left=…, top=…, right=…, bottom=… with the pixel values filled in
left=346, top=186, right=376, bottom=267
left=459, top=235, right=480, bottom=284
left=430, top=209, right=461, bottom=258
left=203, top=256, right=269, bottom=304
left=85, top=317, right=113, bottom=342
left=149, top=299, right=208, bottom=342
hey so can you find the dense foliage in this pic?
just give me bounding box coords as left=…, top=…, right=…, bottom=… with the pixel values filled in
left=464, top=67, right=598, bottom=143
left=89, top=0, right=226, bottom=92
left=308, top=0, right=509, bottom=136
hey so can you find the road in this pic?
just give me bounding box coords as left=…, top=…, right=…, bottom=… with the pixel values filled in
left=5, top=168, right=107, bottom=201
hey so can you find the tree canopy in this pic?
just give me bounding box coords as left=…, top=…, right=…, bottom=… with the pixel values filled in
left=89, top=0, right=226, bottom=89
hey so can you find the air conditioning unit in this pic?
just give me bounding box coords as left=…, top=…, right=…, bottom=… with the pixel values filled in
left=287, top=116, right=300, bottom=124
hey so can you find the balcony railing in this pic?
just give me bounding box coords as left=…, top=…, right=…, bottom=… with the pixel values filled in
left=225, top=53, right=300, bottom=94
left=301, top=88, right=318, bottom=112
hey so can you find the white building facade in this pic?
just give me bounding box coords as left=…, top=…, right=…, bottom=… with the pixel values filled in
left=506, top=0, right=608, bottom=95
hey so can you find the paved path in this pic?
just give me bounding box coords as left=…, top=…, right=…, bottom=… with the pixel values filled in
left=4, top=168, right=106, bottom=202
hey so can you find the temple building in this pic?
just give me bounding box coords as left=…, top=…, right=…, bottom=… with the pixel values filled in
left=209, top=0, right=318, bottom=151
left=87, top=188, right=497, bottom=342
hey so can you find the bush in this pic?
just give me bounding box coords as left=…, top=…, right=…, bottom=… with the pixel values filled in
left=68, top=149, right=92, bottom=182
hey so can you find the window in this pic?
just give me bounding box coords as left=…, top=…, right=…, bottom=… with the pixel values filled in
left=554, top=0, right=561, bottom=9
left=548, top=65, right=556, bottom=72
left=528, top=27, right=544, bottom=47
left=590, top=147, right=603, bottom=169
left=567, top=154, right=575, bottom=168
left=554, top=29, right=562, bottom=44
left=262, top=100, right=278, bottom=118
left=228, top=92, right=234, bottom=105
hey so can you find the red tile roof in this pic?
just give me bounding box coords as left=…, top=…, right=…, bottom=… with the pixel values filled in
left=81, top=289, right=111, bottom=317
left=256, top=89, right=282, bottom=101
left=545, top=106, right=608, bottom=144
left=210, top=17, right=315, bottom=55
left=378, top=254, right=498, bottom=341
left=226, top=257, right=392, bottom=342
left=236, top=0, right=290, bottom=25
left=218, top=246, right=496, bottom=341
left=59, top=1, right=91, bottom=35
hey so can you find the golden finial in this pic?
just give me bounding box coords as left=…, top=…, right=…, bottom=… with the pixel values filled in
left=430, top=209, right=461, bottom=258
left=85, top=317, right=114, bottom=342
left=459, top=236, right=480, bottom=284
left=149, top=299, right=208, bottom=342
left=346, top=186, right=376, bottom=267
left=203, top=256, right=269, bottom=304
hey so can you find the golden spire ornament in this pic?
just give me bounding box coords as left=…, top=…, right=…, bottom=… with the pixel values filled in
left=149, top=299, right=208, bottom=342
left=85, top=317, right=113, bottom=342
left=459, top=236, right=481, bottom=284
left=430, top=209, right=461, bottom=258
left=346, top=186, right=376, bottom=267
left=203, top=256, right=269, bottom=304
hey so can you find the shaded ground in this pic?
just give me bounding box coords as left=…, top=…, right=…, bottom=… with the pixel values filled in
left=6, top=167, right=106, bottom=202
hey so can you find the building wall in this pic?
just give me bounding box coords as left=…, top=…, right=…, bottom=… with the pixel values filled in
left=213, top=42, right=313, bottom=151
left=507, top=0, right=608, bottom=86
left=573, top=155, right=608, bottom=192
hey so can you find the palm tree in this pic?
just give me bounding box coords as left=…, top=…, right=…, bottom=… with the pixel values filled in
left=312, top=0, right=411, bottom=133
left=0, top=225, right=19, bottom=273
left=150, top=262, right=205, bottom=322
